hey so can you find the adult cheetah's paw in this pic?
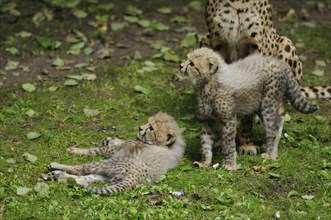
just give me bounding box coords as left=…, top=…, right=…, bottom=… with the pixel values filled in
left=222, top=162, right=237, bottom=171
left=193, top=161, right=211, bottom=168
left=239, top=144, right=259, bottom=155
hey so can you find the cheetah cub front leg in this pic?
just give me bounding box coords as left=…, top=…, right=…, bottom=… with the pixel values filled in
left=67, top=137, right=125, bottom=157
left=194, top=123, right=214, bottom=168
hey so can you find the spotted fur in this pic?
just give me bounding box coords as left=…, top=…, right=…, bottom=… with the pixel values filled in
left=180, top=48, right=319, bottom=170
left=45, top=112, right=185, bottom=195
left=201, top=0, right=330, bottom=154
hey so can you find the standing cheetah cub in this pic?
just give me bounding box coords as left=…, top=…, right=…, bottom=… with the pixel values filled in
left=180, top=48, right=319, bottom=171
left=45, top=112, right=185, bottom=195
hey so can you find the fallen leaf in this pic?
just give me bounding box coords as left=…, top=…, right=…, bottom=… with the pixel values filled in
left=45, top=0, right=80, bottom=8
left=82, top=73, right=96, bottom=80
left=111, top=22, right=126, bottom=31
left=34, top=182, right=49, bottom=193
left=287, top=190, right=300, bottom=198
left=22, top=83, right=36, bottom=92
left=72, top=8, right=87, bottom=18
left=27, top=132, right=41, bottom=140
left=268, top=172, right=280, bottom=178
left=163, top=52, right=180, bottom=62
left=137, top=19, right=150, bottom=28
left=25, top=109, right=36, bottom=117
left=134, top=85, right=150, bottom=94
left=124, top=16, right=139, bottom=23
left=48, top=86, right=58, bottom=92
left=171, top=16, right=187, bottom=23
left=312, top=69, right=324, bottom=77
left=151, top=22, right=169, bottom=31
left=23, top=152, right=38, bottom=163
left=315, top=60, right=326, bottom=67
left=301, top=195, right=315, bottom=200
left=189, top=1, right=202, bottom=10
left=83, top=47, right=94, bottom=55
left=6, top=158, right=16, bottom=164
left=64, top=79, right=78, bottom=86
left=66, top=75, right=83, bottom=80
left=125, top=5, right=142, bottom=16
left=67, top=42, right=85, bottom=55
left=181, top=32, right=198, bottom=48
left=157, top=7, right=172, bottom=14
left=16, top=187, right=31, bottom=196
left=83, top=108, right=100, bottom=117
left=6, top=47, right=19, bottom=55
left=16, top=31, right=32, bottom=38
left=5, top=60, right=19, bottom=70
left=52, top=57, right=64, bottom=67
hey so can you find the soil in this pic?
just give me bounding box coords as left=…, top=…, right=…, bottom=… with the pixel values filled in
left=0, top=0, right=330, bottom=86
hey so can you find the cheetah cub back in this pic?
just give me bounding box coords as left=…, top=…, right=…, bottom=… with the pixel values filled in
left=45, top=112, right=185, bottom=195
left=180, top=47, right=319, bottom=171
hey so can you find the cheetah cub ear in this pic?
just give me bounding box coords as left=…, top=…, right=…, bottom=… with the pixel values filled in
left=207, top=57, right=219, bottom=74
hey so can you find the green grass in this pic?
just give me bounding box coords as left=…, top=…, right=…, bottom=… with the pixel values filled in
left=1, top=59, right=330, bottom=219
left=1, top=1, right=331, bottom=219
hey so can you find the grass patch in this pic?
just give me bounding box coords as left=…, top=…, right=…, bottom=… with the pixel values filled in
left=1, top=58, right=330, bottom=219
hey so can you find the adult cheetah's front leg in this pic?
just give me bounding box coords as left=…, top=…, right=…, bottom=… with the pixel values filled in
left=238, top=115, right=260, bottom=155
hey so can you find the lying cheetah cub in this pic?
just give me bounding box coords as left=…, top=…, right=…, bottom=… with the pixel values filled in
left=45, top=112, right=185, bottom=195
left=180, top=47, right=319, bottom=171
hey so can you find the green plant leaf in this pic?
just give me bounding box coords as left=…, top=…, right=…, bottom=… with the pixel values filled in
left=22, top=83, right=36, bottom=92
left=44, top=0, right=81, bottom=8
left=27, top=132, right=41, bottom=140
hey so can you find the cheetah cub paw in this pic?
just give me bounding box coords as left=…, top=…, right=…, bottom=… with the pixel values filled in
left=239, top=144, right=260, bottom=155
left=193, top=161, right=211, bottom=168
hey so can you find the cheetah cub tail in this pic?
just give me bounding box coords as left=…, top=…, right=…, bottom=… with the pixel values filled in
left=286, top=70, right=319, bottom=113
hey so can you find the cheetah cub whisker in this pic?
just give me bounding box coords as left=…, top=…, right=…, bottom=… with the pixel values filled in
left=45, top=112, right=185, bottom=195
left=180, top=47, right=319, bottom=171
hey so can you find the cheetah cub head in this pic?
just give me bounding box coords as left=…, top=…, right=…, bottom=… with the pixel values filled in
left=137, top=112, right=181, bottom=147
left=180, top=47, right=224, bottom=84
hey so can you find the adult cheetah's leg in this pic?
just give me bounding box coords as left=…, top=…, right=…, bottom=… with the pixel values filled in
left=238, top=115, right=259, bottom=155
left=67, top=137, right=125, bottom=157
left=194, top=122, right=214, bottom=167
left=221, top=116, right=237, bottom=171
left=200, top=32, right=211, bottom=48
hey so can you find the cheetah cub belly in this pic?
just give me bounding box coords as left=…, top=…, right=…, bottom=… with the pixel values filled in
left=44, top=112, right=185, bottom=195
left=180, top=47, right=319, bottom=171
